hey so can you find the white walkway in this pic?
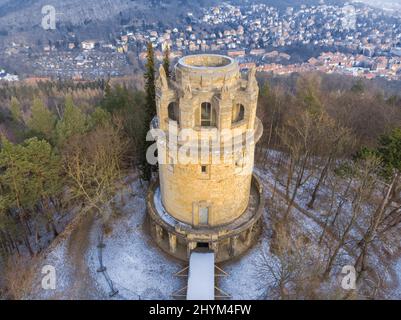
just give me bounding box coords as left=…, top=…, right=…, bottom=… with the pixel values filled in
left=186, top=251, right=215, bottom=300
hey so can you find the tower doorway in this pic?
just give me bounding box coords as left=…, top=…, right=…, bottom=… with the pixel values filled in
left=199, top=206, right=209, bottom=226
left=196, top=242, right=209, bottom=249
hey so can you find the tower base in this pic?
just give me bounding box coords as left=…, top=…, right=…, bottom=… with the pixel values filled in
left=146, top=174, right=264, bottom=263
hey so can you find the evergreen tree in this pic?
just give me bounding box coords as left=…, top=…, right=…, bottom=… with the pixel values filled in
left=27, top=97, right=56, bottom=140
left=0, top=136, right=62, bottom=255
left=296, top=75, right=323, bottom=116
left=10, top=97, right=22, bottom=123
left=55, top=96, right=87, bottom=146
left=142, top=42, right=157, bottom=181
left=102, top=84, right=130, bottom=113
left=356, top=128, right=401, bottom=180
left=144, top=42, right=156, bottom=119
left=162, top=45, right=171, bottom=79
left=0, top=136, right=62, bottom=211
left=377, top=128, right=401, bottom=178
left=351, top=79, right=365, bottom=94
left=88, top=107, right=111, bottom=129
left=100, top=84, right=147, bottom=165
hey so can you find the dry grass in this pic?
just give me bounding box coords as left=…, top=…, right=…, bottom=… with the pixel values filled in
left=3, top=254, right=38, bottom=300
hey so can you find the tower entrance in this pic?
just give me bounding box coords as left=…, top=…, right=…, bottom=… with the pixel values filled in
left=196, top=242, right=209, bottom=249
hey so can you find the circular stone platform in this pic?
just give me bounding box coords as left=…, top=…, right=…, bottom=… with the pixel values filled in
left=147, top=173, right=264, bottom=263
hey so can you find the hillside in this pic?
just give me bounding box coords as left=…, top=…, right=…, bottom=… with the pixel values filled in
left=0, top=0, right=217, bottom=46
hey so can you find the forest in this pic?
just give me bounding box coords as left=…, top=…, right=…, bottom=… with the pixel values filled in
left=0, top=51, right=401, bottom=298
left=255, top=72, right=401, bottom=298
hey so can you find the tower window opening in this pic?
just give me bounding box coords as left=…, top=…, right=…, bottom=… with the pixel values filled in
left=201, top=102, right=216, bottom=127
left=232, top=103, right=245, bottom=124
left=168, top=102, right=179, bottom=124
left=201, top=165, right=208, bottom=174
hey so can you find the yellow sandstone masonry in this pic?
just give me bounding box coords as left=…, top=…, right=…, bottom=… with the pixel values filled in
left=147, top=54, right=264, bottom=262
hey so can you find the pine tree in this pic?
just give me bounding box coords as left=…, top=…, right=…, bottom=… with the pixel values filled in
left=0, top=136, right=62, bottom=210
left=10, top=97, right=22, bottom=123
left=0, top=136, right=62, bottom=256
left=142, top=42, right=157, bottom=181
left=55, top=95, right=88, bottom=146
left=104, top=79, right=112, bottom=98
left=144, top=42, right=156, bottom=119
left=88, top=107, right=111, bottom=129
left=162, top=45, right=171, bottom=79
left=296, top=74, right=323, bottom=116
left=377, top=128, right=401, bottom=178
left=27, top=97, right=56, bottom=140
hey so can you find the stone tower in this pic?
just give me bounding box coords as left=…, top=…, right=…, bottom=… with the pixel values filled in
left=147, top=54, right=264, bottom=262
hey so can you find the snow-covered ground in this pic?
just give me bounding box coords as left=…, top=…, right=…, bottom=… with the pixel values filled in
left=219, top=241, right=269, bottom=300
left=87, top=179, right=183, bottom=300
left=87, top=178, right=274, bottom=300
left=392, top=259, right=401, bottom=299
left=26, top=160, right=401, bottom=300
left=27, top=175, right=278, bottom=300
left=27, top=241, right=73, bottom=299
left=256, top=149, right=401, bottom=299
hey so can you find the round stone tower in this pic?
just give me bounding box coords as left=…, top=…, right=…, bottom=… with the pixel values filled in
left=147, top=54, right=264, bottom=262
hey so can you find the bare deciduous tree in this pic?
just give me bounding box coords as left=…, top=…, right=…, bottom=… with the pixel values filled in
left=62, top=120, right=128, bottom=222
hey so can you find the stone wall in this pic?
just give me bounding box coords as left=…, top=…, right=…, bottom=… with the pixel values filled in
left=147, top=174, right=265, bottom=262
left=159, top=160, right=253, bottom=226
left=155, top=53, right=261, bottom=228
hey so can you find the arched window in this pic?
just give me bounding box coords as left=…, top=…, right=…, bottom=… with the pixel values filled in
left=201, top=102, right=216, bottom=127
left=168, top=102, right=179, bottom=124
left=232, top=103, right=245, bottom=124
